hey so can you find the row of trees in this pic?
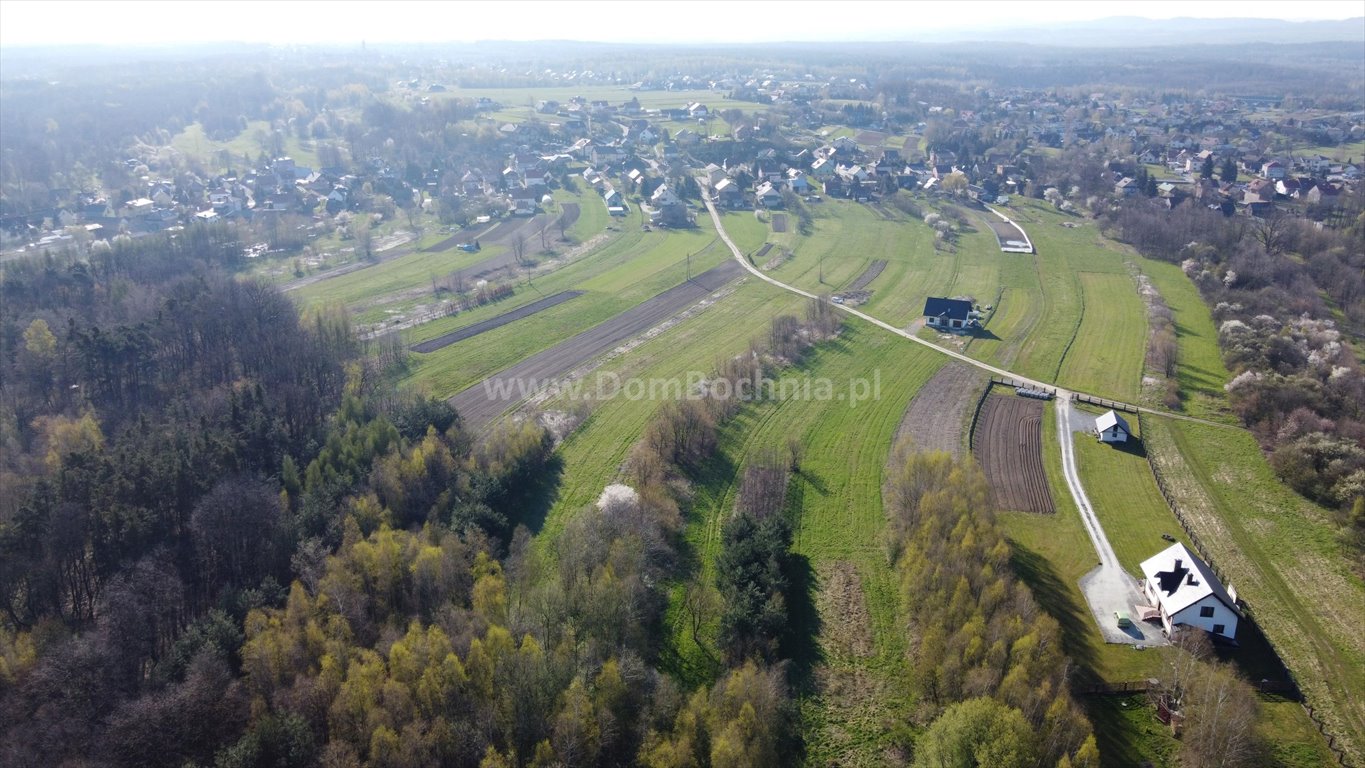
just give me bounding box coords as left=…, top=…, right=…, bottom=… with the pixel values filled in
left=884, top=448, right=1097, bottom=767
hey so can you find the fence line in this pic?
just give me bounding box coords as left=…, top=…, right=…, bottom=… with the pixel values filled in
left=1073, top=392, right=1139, bottom=413
left=1137, top=412, right=1353, bottom=767
left=1079, top=679, right=1298, bottom=697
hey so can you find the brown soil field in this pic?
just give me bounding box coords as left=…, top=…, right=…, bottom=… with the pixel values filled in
left=972, top=391, right=1055, bottom=513
left=984, top=217, right=1029, bottom=249
left=448, top=260, right=742, bottom=428
left=410, top=290, right=585, bottom=354
left=846, top=259, right=887, bottom=292
left=770, top=213, right=788, bottom=232
left=891, top=362, right=985, bottom=458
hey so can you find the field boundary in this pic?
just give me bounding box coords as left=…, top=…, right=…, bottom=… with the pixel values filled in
left=1138, top=412, right=1354, bottom=768
left=410, top=290, right=585, bottom=353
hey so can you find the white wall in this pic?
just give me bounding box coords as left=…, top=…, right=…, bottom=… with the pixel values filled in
left=1171, top=595, right=1239, bottom=639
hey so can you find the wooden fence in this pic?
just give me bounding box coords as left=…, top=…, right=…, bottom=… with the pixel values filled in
left=1137, top=412, right=1354, bottom=767
left=1073, top=392, right=1139, bottom=413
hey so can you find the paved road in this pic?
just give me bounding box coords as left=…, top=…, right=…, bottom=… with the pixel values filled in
left=706, top=197, right=1176, bottom=645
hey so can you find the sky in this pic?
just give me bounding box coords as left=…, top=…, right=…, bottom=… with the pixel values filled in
left=0, top=0, right=1361, bottom=47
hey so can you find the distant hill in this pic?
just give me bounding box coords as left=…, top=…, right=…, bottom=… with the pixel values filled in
left=926, top=16, right=1365, bottom=47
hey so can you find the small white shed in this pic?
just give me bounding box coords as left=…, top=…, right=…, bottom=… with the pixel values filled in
left=1095, top=409, right=1131, bottom=443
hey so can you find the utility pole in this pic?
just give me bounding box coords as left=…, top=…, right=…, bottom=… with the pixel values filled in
left=819, top=251, right=824, bottom=284
left=686, top=251, right=691, bottom=281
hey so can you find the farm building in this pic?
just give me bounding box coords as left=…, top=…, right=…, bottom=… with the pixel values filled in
left=922, top=297, right=979, bottom=330
left=1095, top=410, right=1131, bottom=443
left=1138, top=542, right=1240, bottom=642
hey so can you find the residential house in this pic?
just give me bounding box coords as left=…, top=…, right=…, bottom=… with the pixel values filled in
left=1260, top=160, right=1286, bottom=180
left=648, top=184, right=690, bottom=227
left=713, top=177, right=743, bottom=208
left=922, top=297, right=979, bottom=331
left=754, top=181, right=783, bottom=208
left=1139, top=543, right=1240, bottom=642
left=1306, top=183, right=1341, bottom=205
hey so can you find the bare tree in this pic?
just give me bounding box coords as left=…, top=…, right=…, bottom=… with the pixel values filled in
left=1155, top=628, right=1212, bottom=711
left=1251, top=211, right=1292, bottom=255
left=1180, top=661, right=1261, bottom=768
left=512, top=231, right=527, bottom=265
left=354, top=220, right=375, bottom=262
left=539, top=220, right=550, bottom=253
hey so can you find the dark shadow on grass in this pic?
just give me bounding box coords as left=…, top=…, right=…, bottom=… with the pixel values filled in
left=1110, top=438, right=1148, bottom=459
left=506, top=453, right=563, bottom=536
left=1087, top=694, right=1176, bottom=768
left=971, top=327, right=1002, bottom=342
left=1007, top=538, right=1100, bottom=681
left=1215, top=616, right=1297, bottom=694
left=781, top=552, right=824, bottom=695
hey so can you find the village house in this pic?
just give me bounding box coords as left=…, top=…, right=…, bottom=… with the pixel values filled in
left=1139, top=543, right=1240, bottom=642
left=713, top=177, right=743, bottom=208
left=754, top=181, right=783, bottom=208
left=922, top=297, right=979, bottom=331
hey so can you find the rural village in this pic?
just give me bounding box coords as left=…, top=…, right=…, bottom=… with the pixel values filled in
left=2, top=13, right=1364, bottom=768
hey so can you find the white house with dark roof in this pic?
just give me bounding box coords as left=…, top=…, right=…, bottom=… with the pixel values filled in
left=1095, top=410, right=1131, bottom=443
left=1139, top=542, right=1240, bottom=642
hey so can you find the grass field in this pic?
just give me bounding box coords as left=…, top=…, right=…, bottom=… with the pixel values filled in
left=294, top=187, right=607, bottom=315
left=1293, top=139, right=1365, bottom=163
left=1143, top=415, right=1365, bottom=763
left=169, top=120, right=323, bottom=171
left=524, top=278, right=946, bottom=763
left=1130, top=258, right=1232, bottom=420
left=1056, top=272, right=1147, bottom=402
left=402, top=222, right=728, bottom=399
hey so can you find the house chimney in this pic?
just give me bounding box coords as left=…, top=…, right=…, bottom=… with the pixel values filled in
left=1187, top=573, right=1198, bottom=586
left=1174, top=558, right=1182, bottom=570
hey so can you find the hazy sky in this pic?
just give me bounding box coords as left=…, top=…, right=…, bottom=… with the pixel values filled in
left=1, top=0, right=1361, bottom=47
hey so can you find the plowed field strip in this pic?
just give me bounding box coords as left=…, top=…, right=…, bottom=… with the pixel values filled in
left=846, top=259, right=888, bottom=292
left=972, top=393, right=1054, bottom=513
left=448, top=260, right=742, bottom=427
left=410, top=291, right=585, bottom=353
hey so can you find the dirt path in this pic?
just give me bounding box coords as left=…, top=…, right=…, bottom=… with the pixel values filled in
left=448, top=260, right=743, bottom=428
left=981, top=204, right=1034, bottom=253
left=1058, top=396, right=1168, bottom=646
left=410, top=291, right=585, bottom=353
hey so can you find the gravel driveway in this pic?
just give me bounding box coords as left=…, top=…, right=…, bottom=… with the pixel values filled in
left=1057, top=397, right=1168, bottom=646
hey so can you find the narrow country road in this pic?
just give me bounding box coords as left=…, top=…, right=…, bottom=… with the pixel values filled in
left=705, top=197, right=1178, bottom=644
